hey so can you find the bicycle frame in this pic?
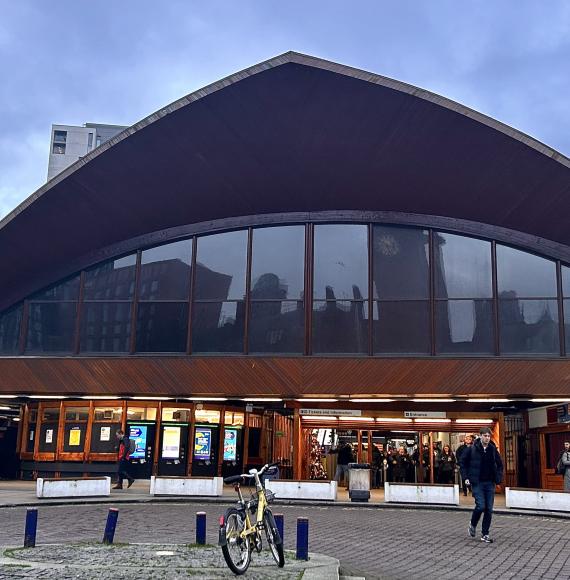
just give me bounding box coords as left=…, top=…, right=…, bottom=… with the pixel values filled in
left=235, top=469, right=268, bottom=539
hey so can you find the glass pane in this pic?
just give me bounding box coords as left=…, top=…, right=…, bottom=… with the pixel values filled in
left=192, top=301, right=245, bottom=353
left=373, top=226, right=429, bottom=299
left=136, top=302, right=188, bottom=353
left=0, top=304, right=22, bottom=354
left=127, top=406, right=157, bottom=421
left=42, top=408, right=60, bottom=421
left=225, top=412, right=245, bottom=426
left=434, top=233, right=492, bottom=298
left=249, top=300, right=304, bottom=353
left=162, top=407, right=192, bottom=422
left=139, top=240, right=192, bottom=300
left=84, top=254, right=137, bottom=300
left=312, top=300, right=368, bottom=354
left=94, top=407, right=123, bottom=421
left=562, top=266, right=570, bottom=298
left=80, top=302, right=132, bottom=353
left=251, top=226, right=305, bottom=299
left=373, top=301, right=430, bottom=354
left=195, top=231, right=247, bottom=300
left=499, top=299, right=559, bottom=354
left=195, top=409, right=221, bottom=424
left=497, top=245, right=557, bottom=298
left=31, top=276, right=80, bottom=301
left=313, top=225, right=368, bottom=300
left=26, top=303, right=76, bottom=353
left=436, top=300, right=494, bottom=354
left=64, top=407, right=89, bottom=421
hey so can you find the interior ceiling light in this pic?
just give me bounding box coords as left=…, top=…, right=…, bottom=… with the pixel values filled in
left=413, top=418, right=452, bottom=423
left=295, top=398, right=338, bottom=402
left=350, top=398, right=395, bottom=403
left=302, top=415, right=337, bottom=421
left=80, top=396, right=120, bottom=400
left=0, top=406, right=12, bottom=411
left=391, top=430, right=416, bottom=434
left=29, top=395, right=67, bottom=399
left=131, top=396, right=172, bottom=401
left=12, top=417, right=20, bottom=421
left=243, top=398, right=283, bottom=402
left=530, top=398, right=570, bottom=403
left=456, top=419, right=494, bottom=424
left=0, top=395, right=18, bottom=398
left=376, top=417, right=413, bottom=422
left=466, top=398, right=510, bottom=403
left=411, top=398, right=455, bottom=403
left=339, top=416, right=375, bottom=421
left=186, top=397, right=228, bottom=401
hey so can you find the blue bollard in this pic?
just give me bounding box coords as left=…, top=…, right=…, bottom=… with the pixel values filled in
left=103, top=508, right=119, bottom=545
left=274, top=513, right=284, bottom=543
left=196, top=512, right=207, bottom=545
left=24, top=508, right=38, bottom=548
left=296, top=517, right=309, bottom=560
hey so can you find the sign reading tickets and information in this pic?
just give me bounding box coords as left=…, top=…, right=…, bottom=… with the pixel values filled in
left=300, top=409, right=362, bottom=417
left=194, top=428, right=212, bottom=460
left=404, top=411, right=447, bottom=419
left=223, top=429, right=238, bottom=462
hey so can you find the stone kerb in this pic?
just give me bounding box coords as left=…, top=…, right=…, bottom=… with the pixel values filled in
left=265, top=479, right=337, bottom=501
left=36, top=477, right=111, bottom=498
left=506, top=487, right=570, bottom=512
left=384, top=482, right=460, bottom=505
left=149, top=476, right=223, bottom=496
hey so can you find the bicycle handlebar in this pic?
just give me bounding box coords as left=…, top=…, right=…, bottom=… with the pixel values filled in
left=239, top=461, right=280, bottom=479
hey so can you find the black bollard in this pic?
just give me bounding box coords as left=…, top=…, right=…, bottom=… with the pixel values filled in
left=102, top=508, right=119, bottom=545
left=196, top=512, right=206, bottom=545
left=274, top=513, right=284, bottom=543
left=24, top=508, right=38, bottom=548
left=296, top=517, right=309, bottom=560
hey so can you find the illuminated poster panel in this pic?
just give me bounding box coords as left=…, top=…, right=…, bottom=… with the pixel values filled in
left=129, top=425, right=148, bottom=459
left=194, top=428, right=212, bottom=460
left=223, top=429, right=237, bottom=461
left=162, top=426, right=181, bottom=459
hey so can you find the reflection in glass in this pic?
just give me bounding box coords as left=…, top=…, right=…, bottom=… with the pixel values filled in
left=84, top=255, right=137, bottom=300
left=26, top=303, right=77, bottom=352
left=136, top=302, right=189, bottom=352
left=497, top=245, right=556, bottom=298
left=313, top=225, right=368, bottom=300
left=140, top=240, right=192, bottom=300
left=195, top=231, right=247, bottom=300
left=434, top=233, right=492, bottom=298
left=499, top=299, right=559, bottom=354
left=373, top=226, right=429, bottom=299
left=251, top=226, right=305, bottom=300
left=565, top=300, right=570, bottom=356
left=562, top=266, right=570, bottom=298
left=80, top=302, right=132, bottom=353
left=249, top=301, right=304, bottom=353
left=436, top=300, right=494, bottom=354
left=192, top=301, right=245, bottom=353
left=31, top=276, right=80, bottom=301
left=0, top=305, right=22, bottom=354
left=313, top=300, right=368, bottom=354
left=373, top=301, right=430, bottom=354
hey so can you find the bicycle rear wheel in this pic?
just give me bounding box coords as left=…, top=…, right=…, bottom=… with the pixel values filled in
left=221, top=508, right=251, bottom=575
left=263, top=508, right=285, bottom=567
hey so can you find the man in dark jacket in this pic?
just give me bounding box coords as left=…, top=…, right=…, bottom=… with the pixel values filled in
left=460, top=427, right=503, bottom=543
left=113, top=429, right=135, bottom=490
left=330, top=442, right=354, bottom=487
left=455, top=434, right=473, bottom=496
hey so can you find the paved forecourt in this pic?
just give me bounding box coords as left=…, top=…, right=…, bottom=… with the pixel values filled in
left=0, top=502, right=569, bottom=579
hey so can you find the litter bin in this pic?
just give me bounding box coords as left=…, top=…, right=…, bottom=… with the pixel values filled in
left=348, top=463, right=371, bottom=502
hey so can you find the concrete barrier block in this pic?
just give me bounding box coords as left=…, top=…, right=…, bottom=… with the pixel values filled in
left=266, top=480, right=337, bottom=501
left=506, top=487, right=570, bottom=512
left=36, top=477, right=111, bottom=498
left=384, top=482, right=459, bottom=505
left=149, top=476, right=223, bottom=496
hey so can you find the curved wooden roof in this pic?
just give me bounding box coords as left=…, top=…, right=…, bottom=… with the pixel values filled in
left=2, top=51, right=570, bottom=311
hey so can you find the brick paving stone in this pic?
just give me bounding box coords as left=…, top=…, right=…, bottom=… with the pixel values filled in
left=0, top=503, right=569, bottom=579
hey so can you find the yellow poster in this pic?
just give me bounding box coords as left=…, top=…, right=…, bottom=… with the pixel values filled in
left=69, top=428, right=81, bottom=446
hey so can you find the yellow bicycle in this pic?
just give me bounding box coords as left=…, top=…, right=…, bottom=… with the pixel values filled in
left=219, top=462, right=285, bottom=574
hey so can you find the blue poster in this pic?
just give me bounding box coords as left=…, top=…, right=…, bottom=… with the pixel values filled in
left=129, top=425, right=148, bottom=459
left=223, top=429, right=237, bottom=461
left=194, top=429, right=212, bottom=460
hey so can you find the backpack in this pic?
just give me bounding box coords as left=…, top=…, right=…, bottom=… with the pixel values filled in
left=128, top=438, right=136, bottom=455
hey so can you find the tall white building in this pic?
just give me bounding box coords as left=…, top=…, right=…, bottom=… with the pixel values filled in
left=47, top=123, right=127, bottom=181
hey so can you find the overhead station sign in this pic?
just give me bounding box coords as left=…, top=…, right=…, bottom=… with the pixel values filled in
left=404, top=411, right=447, bottom=418
left=300, top=409, right=362, bottom=417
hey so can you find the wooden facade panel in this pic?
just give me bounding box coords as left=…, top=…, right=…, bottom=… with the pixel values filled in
left=1, top=356, right=570, bottom=397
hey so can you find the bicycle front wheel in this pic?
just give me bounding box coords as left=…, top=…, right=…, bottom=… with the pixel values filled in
left=263, top=508, right=285, bottom=567
left=221, top=508, right=251, bottom=575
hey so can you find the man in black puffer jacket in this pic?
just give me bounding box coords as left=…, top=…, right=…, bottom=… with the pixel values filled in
left=460, top=427, right=503, bottom=544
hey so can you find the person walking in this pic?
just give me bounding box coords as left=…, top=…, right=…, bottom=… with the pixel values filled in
left=113, top=429, right=135, bottom=490
left=393, top=447, right=411, bottom=483
left=438, top=444, right=456, bottom=484
left=460, top=427, right=503, bottom=543
left=330, top=441, right=354, bottom=487
left=556, top=441, right=570, bottom=491
left=455, top=435, right=474, bottom=495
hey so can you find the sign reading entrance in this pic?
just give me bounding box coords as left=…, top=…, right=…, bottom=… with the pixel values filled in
left=404, top=411, right=447, bottom=418
left=300, top=409, right=362, bottom=417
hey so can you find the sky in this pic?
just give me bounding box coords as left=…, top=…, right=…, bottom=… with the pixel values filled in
left=1, top=0, right=570, bottom=219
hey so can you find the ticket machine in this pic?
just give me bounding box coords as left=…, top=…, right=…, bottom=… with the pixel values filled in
left=191, top=425, right=220, bottom=477
left=127, top=423, right=155, bottom=479
left=158, top=423, right=189, bottom=476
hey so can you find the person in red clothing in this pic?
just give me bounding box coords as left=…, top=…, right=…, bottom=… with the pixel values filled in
left=113, top=429, right=135, bottom=490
